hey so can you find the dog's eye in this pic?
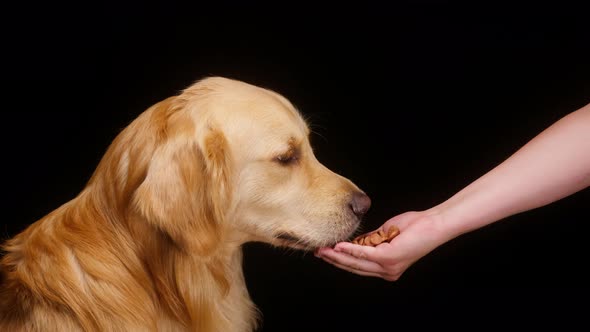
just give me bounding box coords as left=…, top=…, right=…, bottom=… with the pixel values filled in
left=275, top=154, right=298, bottom=165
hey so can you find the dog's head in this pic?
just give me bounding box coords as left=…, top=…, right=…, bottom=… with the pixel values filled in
left=100, top=77, right=369, bottom=252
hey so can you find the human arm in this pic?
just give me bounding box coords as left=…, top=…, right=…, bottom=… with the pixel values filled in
left=315, top=103, right=590, bottom=281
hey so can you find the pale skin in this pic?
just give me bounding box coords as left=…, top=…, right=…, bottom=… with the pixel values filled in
left=315, top=103, right=590, bottom=281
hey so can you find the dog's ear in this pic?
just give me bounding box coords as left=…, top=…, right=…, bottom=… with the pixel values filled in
left=132, top=107, right=232, bottom=254
left=200, top=128, right=232, bottom=229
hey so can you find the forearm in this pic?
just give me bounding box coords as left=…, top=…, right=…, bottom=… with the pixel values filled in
left=431, top=104, right=590, bottom=239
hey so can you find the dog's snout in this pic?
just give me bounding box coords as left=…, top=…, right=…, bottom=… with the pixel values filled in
left=349, top=191, right=371, bottom=218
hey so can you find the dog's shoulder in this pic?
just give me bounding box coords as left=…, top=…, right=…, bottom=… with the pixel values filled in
left=0, top=239, right=35, bottom=330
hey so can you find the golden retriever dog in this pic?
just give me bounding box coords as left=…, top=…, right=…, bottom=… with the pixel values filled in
left=0, top=77, right=371, bottom=331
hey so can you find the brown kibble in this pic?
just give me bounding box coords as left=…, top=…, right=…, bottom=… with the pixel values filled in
left=386, top=226, right=400, bottom=240
left=368, top=232, right=381, bottom=245
left=354, top=237, right=362, bottom=245
left=351, top=226, right=400, bottom=246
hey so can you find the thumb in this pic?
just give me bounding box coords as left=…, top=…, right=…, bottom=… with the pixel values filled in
left=382, top=211, right=423, bottom=231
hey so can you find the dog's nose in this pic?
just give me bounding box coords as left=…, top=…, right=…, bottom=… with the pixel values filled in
left=349, top=192, right=371, bottom=218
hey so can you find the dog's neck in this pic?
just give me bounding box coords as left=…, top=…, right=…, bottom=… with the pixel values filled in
left=126, top=211, right=258, bottom=331
left=2, top=188, right=259, bottom=331
left=92, top=183, right=261, bottom=332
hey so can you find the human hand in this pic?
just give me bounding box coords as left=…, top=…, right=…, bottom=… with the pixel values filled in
left=315, top=211, right=447, bottom=281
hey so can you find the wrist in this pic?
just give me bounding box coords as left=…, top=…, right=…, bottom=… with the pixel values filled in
left=423, top=203, right=470, bottom=243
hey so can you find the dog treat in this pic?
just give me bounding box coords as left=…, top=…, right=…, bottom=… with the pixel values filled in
left=351, top=226, right=400, bottom=246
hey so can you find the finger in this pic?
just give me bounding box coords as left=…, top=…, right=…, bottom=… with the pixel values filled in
left=320, top=255, right=384, bottom=279
left=333, top=242, right=380, bottom=261
left=318, top=247, right=383, bottom=274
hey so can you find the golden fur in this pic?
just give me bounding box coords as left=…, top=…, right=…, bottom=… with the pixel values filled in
left=0, top=77, right=370, bottom=331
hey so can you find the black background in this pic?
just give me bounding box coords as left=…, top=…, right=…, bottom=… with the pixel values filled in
left=2, top=1, right=589, bottom=330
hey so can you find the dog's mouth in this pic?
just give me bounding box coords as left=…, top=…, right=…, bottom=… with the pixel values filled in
left=275, top=232, right=326, bottom=251
left=276, top=232, right=309, bottom=250
left=274, top=231, right=352, bottom=250
left=276, top=232, right=300, bottom=242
